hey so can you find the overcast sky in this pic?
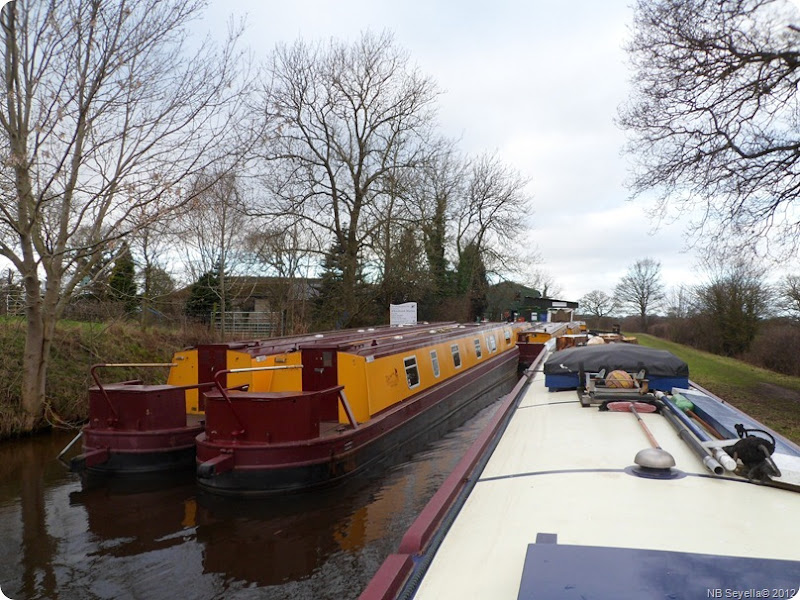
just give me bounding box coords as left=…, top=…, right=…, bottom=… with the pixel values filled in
left=198, top=0, right=714, bottom=302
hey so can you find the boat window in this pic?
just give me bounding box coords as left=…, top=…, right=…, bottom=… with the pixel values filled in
left=504, top=328, right=512, bottom=343
left=474, top=338, right=482, bottom=358
left=430, top=350, right=440, bottom=378
left=404, top=356, right=420, bottom=389
left=488, top=335, right=497, bottom=352
left=451, top=344, right=462, bottom=369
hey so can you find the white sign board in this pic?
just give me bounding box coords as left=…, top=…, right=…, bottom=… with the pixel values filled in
left=390, top=302, right=417, bottom=326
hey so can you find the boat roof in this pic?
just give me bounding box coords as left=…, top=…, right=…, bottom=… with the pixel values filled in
left=368, top=353, right=800, bottom=599
left=192, top=322, right=463, bottom=357
left=299, top=321, right=520, bottom=359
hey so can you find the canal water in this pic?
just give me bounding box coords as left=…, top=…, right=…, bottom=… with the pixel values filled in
left=0, top=400, right=502, bottom=600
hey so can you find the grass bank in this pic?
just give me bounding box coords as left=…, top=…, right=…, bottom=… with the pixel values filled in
left=0, top=318, right=215, bottom=439
left=633, top=333, right=800, bottom=445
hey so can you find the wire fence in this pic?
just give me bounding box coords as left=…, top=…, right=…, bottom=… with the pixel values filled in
left=212, top=311, right=283, bottom=336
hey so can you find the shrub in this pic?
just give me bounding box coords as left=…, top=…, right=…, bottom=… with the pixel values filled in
left=745, top=323, right=800, bottom=377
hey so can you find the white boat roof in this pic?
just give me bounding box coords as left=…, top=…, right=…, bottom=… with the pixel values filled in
left=411, top=364, right=800, bottom=599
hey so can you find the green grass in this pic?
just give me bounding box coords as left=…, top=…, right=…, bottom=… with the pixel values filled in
left=0, top=320, right=217, bottom=439
left=632, top=333, right=800, bottom=445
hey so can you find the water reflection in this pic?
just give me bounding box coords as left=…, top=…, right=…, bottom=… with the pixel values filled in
left=0, top=400, right=500, bottom=600
left=69, top=477, right=196, bottom=559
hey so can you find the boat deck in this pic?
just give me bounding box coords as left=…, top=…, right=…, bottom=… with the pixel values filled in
left=402, top=362, right=800, bottom=599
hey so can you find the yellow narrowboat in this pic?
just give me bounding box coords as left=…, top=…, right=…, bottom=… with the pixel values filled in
left=195, top=321, right=529, bottom=495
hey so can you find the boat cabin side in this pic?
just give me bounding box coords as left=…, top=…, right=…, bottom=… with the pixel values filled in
left=193, top=322, right=530, bottom=429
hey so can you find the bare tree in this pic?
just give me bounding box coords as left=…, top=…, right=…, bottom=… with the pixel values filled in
left=0, top=0, right=251, bottom=429
left=614, top=258, right=665, bottom=330
left=259, top=30, right=439, bottom=326
left=244, top=220, right=321, bottom=333
left=128, top=212, right=177, bottom=327
left=454, top=152, right=531, bottom=277
left=778, top=274, right=800, bottom=319
left=664, top=284, right=693, bottom=319
left=524, top=267, right=561, bottom=299
left=178, top=173, right=252, bottom=335
left=579, top=290, right=617, bottom=318
left=367, top=154, right=420, bottom=309
left=402, top=140, right=466, bottom=299
left=619, top=0, right=800, bottom=258
left=246, top=219, right=320, bottom=281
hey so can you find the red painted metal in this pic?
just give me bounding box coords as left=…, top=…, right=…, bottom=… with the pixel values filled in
left=81, top=447, right=110, bottom=468
left=87, top=384, right=188, bottom=431
left=517, top=341, right=545, bottom=367
left=359, top=555, right=415, bottom=600
left=197, top=345, right=230, bottom=410
left=73, top=364, right=211, bottom=473
left=78, top=382, right=205, bottom=469
left=202, top=387, right=342, bottom=443
left=196, top=349, right=520, bottom=492
left=301, top=347, right=340, bottom=420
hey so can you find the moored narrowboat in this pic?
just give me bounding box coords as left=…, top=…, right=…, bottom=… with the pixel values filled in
left=68, top=363, right=207, bottom=476
left=195, top=321, right=529, bottom=495
left=515, top=309, right=585, bottom=368
left=65, top=323, right=466, bottom=477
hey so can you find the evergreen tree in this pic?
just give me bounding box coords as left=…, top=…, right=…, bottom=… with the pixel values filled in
left=314, top=239, right=348, bottom=329
left=456, top=242, right=489, bottom=321
left=314, top=236, right=372, bottom=329
left=185, top=270, right=220, bottom=324
left=108, top=243, right=138, bottom=314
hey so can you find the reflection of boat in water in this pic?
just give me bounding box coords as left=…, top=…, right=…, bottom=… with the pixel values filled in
left=64, top=441, right=457, bottom=592
left=362, top=344, right=800, bottom=599
left=194, top=477, right=392, bottom=587
left=195, top=321, right=527, bottom=495
left=195, top=432, right=471, bottom=589
left=68, top=477, right=197, bottom=558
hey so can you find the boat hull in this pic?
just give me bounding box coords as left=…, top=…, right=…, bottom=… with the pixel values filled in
left=196, top=348, right=520, bottom=495
left=71, top=426, right=203, bottom=476
left=70, top=383, right=203, bottom=476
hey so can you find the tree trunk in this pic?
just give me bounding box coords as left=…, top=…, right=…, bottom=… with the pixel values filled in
left=20, top=277, right=51, bottom=432
left=219, top=267, right=227, bottom=340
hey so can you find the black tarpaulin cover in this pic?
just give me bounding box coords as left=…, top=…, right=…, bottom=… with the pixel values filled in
left=543, top=344, right=689, bottom=378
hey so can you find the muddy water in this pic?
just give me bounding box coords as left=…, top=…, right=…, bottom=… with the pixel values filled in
left=0, top=400, right=501, bottom=600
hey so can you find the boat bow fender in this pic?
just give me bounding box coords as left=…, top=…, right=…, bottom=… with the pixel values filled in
left=197, top=452, right=234, bottom=478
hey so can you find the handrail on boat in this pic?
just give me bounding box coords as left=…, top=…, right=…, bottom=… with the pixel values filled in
left=224, top=365, right=302, bottom=374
